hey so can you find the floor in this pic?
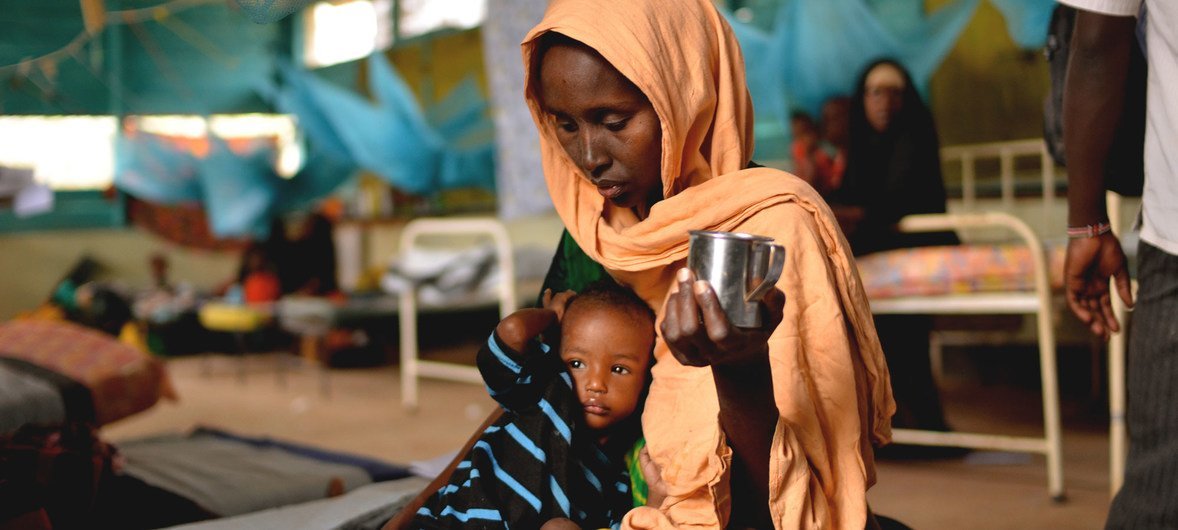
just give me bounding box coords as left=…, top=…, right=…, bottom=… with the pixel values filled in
left=102, top=337, right=1115, bottom=530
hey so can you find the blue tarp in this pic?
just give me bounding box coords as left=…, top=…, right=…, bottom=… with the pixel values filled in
left=266, top=54, right=496, bottom=195
left=115, top=53, right=496, bottom=237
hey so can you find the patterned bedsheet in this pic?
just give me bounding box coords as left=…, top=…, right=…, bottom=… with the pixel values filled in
left=856, top=243, right=1066, bottom=300
left=0, top=320, right=175, bottom=426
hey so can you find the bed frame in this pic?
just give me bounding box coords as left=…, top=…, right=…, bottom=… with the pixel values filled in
left=870, top=139, right=1064, bottom=500
left=397, top=217, right=519, bottom=410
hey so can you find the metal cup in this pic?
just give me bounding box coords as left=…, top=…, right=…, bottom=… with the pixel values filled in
left=687, top=230, right=786, bottom=328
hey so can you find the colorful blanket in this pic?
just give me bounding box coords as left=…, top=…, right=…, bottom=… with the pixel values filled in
left=857, top=243, right=1066, bottom=299
left=0, top=320, right=174, bottom=426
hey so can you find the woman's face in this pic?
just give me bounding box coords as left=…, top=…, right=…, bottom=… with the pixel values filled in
left=863, top=63, right=906, bottom=133
left=538, top=43, right=663, bottom=213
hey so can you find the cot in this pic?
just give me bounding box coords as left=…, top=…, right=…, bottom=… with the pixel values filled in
left=867, top=137, right=1069, bottom=501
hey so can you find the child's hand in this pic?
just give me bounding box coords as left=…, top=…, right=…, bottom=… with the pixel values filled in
left=542, top=288, right=577, bottom=321
left=639, top=447, right=668, bottom=509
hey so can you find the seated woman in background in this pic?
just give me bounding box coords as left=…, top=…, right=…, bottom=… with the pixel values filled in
left=273, top=212, right=339, bottom=297
left=827, top=59, right=959, bottom=437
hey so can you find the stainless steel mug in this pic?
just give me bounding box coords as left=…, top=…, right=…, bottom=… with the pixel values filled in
left=687, top=230, right=786, bottom=328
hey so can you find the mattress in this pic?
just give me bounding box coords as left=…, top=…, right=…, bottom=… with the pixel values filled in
left=856, top=243, right=1066, bottom=300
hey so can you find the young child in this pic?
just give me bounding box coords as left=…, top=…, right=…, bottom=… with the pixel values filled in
left=413, top=281, right=658, bottom=529
left=239, top=244, right=282, bottom=304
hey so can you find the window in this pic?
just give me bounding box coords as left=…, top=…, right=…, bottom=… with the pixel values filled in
left=136, top=114, right=301, bottom=177
left=303, top=0, right=393, bottom=68
left=398, top=0, right=486, bottom=40
left=0, top=116, right=117, bottom=191
left=0, top=114, right=300, bottom=232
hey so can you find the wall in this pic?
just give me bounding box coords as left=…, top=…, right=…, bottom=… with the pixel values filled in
left=384, top=28, right=488, bottom=108
left=927, top=0, right=1050, bottom=145
left=0, top=227, right=237, bottom=319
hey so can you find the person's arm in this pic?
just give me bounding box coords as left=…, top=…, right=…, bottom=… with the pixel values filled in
left=660, top=268, right=784, bottom=528
left=1061, top=8, right=1136, bottom=339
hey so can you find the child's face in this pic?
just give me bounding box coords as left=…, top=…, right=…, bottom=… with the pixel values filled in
left=559, top=303, right=654, bottom=437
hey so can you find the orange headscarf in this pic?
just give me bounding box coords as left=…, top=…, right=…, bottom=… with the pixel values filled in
left=523, top=1, right=894, bottom=528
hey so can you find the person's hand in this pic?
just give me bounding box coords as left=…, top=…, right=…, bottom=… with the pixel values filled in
left=639, top=446, right=667, bottom=509
left=542, top=288, right=576, bottom=321
left=660, top=268, right=785, bottom=368
left=540, top=518, right=581, bottom=530
left=1064, top=232, right=1133, bottom=340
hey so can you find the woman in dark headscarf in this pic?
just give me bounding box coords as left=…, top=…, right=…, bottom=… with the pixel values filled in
left=830, top=58, right=957, bottom=256
left=830, top=59, right=959, bottom=438
left=274, top=212, right=338, bottom=296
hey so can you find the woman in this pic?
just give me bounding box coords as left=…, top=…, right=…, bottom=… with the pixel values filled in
left=522, top=1, right=894, bottom=528
left=830, top=59, right=957, bottom=255
left=829, top=60, right=958, bottom=435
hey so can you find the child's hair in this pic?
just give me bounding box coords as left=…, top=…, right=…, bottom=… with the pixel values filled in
left=790, top=110, right=815, bottom=126
left=564, top=280, right=656, bottom=337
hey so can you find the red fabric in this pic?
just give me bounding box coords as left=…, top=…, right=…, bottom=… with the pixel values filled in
left=243, top=272, right=282, bottom=304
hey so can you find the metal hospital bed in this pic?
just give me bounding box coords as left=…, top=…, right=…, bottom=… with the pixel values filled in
left=868, top=139, right=1065, bottom=500
left=397, top=217, right=520, bottom=410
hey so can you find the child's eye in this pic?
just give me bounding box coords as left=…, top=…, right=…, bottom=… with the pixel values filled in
left=611, top=365, right=631, bottom=375
left=603, top=119, right=628, bottom=132
left=567, top=359, right=584, bottom=369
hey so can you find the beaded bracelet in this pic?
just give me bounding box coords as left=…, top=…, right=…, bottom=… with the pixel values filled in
left=1066, top=221, right=1112, bottom=239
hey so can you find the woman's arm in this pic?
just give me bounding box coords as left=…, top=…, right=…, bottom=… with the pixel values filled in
left=660, top=268, right=785, bottom=528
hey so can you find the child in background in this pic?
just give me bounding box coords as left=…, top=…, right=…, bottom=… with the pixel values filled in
left=413, top=281, right=661, bottom=529
left=819, top=96, right=851, bottom=194
left=239, top=244, right=282, bottom=304
left=790, top=110, right=836, bottom=192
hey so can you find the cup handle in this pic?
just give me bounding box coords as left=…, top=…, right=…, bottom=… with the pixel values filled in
left=744, top=243, right=785, bottom=303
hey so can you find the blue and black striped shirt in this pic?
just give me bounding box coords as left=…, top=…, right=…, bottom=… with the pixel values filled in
left=412, top=332, right=634, bottom=529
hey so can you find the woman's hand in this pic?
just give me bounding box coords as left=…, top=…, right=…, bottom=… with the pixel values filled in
left=639, top=446, right=668, bottom=509
left=542, top=288, right=577, bottom=321
left=540, top=518, right=581, bottom=530
left=660, top=268, right=785, bottom=368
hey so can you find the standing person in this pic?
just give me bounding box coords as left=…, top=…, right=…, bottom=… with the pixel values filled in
left=1060, top=2, right=1175, bottom=528
left=523, top=1, right=895, bottom=527
left=828, top=59, right=959, bottom=437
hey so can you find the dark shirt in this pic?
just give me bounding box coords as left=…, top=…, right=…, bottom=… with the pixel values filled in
left=413, top=332, right=634, bottom=529
left=833, top=116, right=958, bottom=256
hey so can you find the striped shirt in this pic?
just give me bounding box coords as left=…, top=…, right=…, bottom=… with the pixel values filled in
left=412, top=332, right=635, bottom=529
